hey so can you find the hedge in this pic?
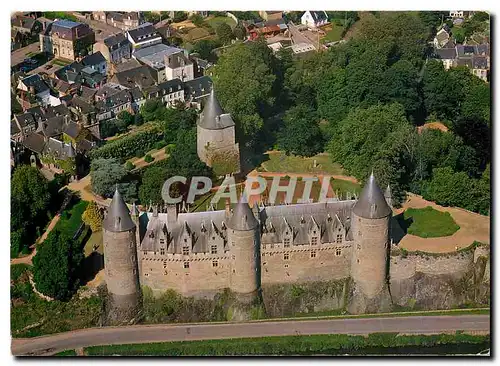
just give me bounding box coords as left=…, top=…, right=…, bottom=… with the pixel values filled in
left=90, top=127, right=162, bottom=162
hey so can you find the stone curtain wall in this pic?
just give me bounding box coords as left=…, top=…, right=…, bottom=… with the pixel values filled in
left=389, top=245, right=490, bottom=310
left=261, top=244, right=351, bottom=285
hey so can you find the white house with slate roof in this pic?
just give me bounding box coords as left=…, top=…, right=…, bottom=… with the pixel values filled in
left=301, top=11, right=329, bottom=28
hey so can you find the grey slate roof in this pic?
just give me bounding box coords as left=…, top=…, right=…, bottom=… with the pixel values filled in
left=352, top=173, right=391, bottom=219
left=63, top=121, right=81, bottom=139
left=41, top=137, right=74, bottom=160
left=228, top=198, right=259, bottom=231
left=22, top=132, right=46, bottom=153
left=81, top=52, right=106, bottom=67
left=14, top=112, right=35, bottom=128
left=40, top=116, right=65, bottom=137
left=308, top=11, right=328, bottom=23
left=473, top=56, right=488, bottom=69
left=184, top=75, right=212, bottom=101
left=103, top=33, right=130, bottom=50
left=103, top=187, right=136, bottom=232
left=20, top=74, right=49, bottom=94
left=127, top=23, right=160, bottom=43
left=435, top=48, right=457, bottom=60
left=112, top=65, right=156, bottom=89
left=198, top=89, right=235, bottom=130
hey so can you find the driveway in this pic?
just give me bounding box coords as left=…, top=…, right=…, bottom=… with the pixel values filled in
left=11, top=314, right=490, bottom=356
left=11, top=42, right=40, bottom=66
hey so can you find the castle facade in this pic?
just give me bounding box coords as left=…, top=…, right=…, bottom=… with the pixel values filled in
left=102, top=172, right=394, bottom=322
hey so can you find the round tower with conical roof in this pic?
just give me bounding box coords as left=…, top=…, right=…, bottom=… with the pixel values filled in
left=196, top=88, right=240, bottom=173
left=227, top=196, right=261, bottom=304
left=102, top=188, right=141, bottom=324
left=349, top=173, right=392, bottom=314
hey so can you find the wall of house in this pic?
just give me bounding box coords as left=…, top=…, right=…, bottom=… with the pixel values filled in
left=166, top=64, right=194, bottom=82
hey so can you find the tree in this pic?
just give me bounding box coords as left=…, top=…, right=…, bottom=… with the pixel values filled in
left=33, top=229, right=84, bottom=301
left=11, top=165, right=51, bottom=227
left=233, top=23, right=247, bottom=40
left=139, top=164, right=170, bottom=205
left=277, top=104, right=324, bottom=157
left=192, top=39, right=221, bottom=60
left=216, top=23, right=234, bottom=45
left=422, top=60, right=457, bottom=120
left=82, top=201, right=104, bottom=232
left=117, top=110, right=134, bottom=126
left=173, top=11, right=187, bottom=23
left=213, top=42, right=277, bottom=146
left=190, top=13, right=204, bottom=27
left=90, top=158, right=129, bottom=198
left=140, top=99, right=163, bottom=122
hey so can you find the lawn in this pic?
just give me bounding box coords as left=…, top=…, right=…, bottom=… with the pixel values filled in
left=206, top=16, right=237, bottom=30
left=329, top=178, right=361, bottom=197
left=83, top=231, right=103, bottom=257
left=84, top=333, right=490, bottom=356
left=321, top=23, right=344, bottom=43
left=403, top=206, right=460, bottom=238
left=258, top=152, right=345, bottom=175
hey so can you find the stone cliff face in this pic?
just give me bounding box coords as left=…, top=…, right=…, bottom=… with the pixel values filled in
left=389, top=244, right=490, bottom=310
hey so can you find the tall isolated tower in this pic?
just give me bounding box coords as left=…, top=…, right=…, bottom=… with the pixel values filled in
left=102, top=188, right=142, bottom=324
left=349, top=172, right=393, bottom=314
left=227, top=198, right=261, bottom=304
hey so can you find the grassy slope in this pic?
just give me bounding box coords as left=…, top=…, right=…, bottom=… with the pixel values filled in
left=259, top=152, right=344, bottom=175
left=85, top=333, right=490, bottom=356
left=404, top=206, right=460, bottom=238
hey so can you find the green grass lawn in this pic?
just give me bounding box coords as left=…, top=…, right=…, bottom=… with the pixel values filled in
left=206, top=16, right=237, bottom=30
left=258, top=152, right=345, bottom=175
left=322, top=23, right=344, bottom=43
left=55, top=349, right=77, bottom=356
left=404, top=206, right=460, bottom=238
left=52, top=59, right=72, bottom=67
left=330, top=178, right=361, bottom=197
left=84, top=333, right=490, bottom=356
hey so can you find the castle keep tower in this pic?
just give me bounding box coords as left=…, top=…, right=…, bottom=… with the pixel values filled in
left=349, top=173, right=392, bottom=314
left=196, top=89, right=240, bottom=173
left=102, top=188, right=142, bottom=324
left=227, top=198, right=261, bottom=303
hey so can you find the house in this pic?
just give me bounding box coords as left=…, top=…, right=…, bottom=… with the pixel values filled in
left=81, top=52, right=107, bottom=75
left=12, top=15, right=42, bottom=36
left=109, top=64, right=156, bottom=90
left=433, top=42, right=490, bottom=82
left=301, top=11, right=329, bottom=28
left=143, top=79, right=185, bottom=107
left=132, top=43, right=187, bottom=83
left=164, top=50, right=194, bottom=82
left=449, top=11, right=474, bottom=19
left=93, top=33, right=132, bottom=65
left=129, top=87, right=146, bottom=112
left=126, top=23, right=162, bottom=51
left=92, top=11, right=143, bottom=31
left=68, top=96, right=96, bottom=126
left=17, top=74, right=51, bottom=107
left=189, top=55, right=212, bottom=78
left=11, top=29, right=23, bottom=51
left=95, top=89, right=134, bottom=122
left=247, top=18, right=288, bottom=40
left=433, top=27, right=451, bottom=49
left=183, top=76, right=212, bottom=108
left=39, top=19, right=95, bottom=61
left=434, top=48, right=457, bottom=70
left=259, top=11, right=284, bottom=21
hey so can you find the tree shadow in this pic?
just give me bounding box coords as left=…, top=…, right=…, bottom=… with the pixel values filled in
left=391, top=213, right=413, bottom=245
left=81, top=251, right=104, bottom=286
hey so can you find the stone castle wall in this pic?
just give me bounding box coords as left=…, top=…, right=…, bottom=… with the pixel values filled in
left=138, top=241, right=352, bottom=299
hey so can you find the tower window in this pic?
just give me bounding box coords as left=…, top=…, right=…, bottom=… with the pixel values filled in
left=163, top=261, right=167, bottom=269
left=284, top=263, right=289, bottom=268
left=212, top=260, right=218, bottom=267
left=160, top=239, right=165, bottom=245
left=211, top=245, right=217, bottom=254
left=182, top=246, right=189, bottom=255
left=336, top=234, right=342, bottom=243
left=311, top=250, right=316, bottom=258
left=144, top=273, right=149, bottom=277
left=357, top=243, right=361, bottom=250
left=160, top=247, right=165, bottom=255
left=284, top=253, right=289, bottom=260
left=336, top=248, right=342, bottom=256
left=311, top=237, right=318, bottom=245
left=184, top=261, right=190, bottom=269
left=284, top=238, right=290, bottom=248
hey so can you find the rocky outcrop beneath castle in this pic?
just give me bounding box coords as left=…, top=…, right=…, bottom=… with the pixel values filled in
left=389, top=244, right=490, bottom=310
left=261, top=279, right=350, bottom=318
left=347, top=284, right=392, bottom=314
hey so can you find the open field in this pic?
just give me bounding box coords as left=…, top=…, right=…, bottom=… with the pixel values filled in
left=257, top=152, right=345, bottom=175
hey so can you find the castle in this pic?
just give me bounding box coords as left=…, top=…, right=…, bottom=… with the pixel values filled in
left=102, top=172, right=395, bottom=322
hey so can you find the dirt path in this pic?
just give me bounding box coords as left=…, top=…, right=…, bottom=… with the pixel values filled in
left=395, top=193, right=490, bottom=253
left=10, top=214, right=61, bottom=266
left=130, top=149, right=168, bottom=171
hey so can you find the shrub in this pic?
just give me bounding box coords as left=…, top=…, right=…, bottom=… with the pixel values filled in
left=135, top=149, right=146, bottom=158
left=90, top=126, right=162, bottom=162
left=81, top=201, right=103, bottom=232
left=165, top=144, right=176, bottom=154
left=144, top=154, right=154, bottom=163
left=126, top=161, right=135, bottom=171
left=154, top=141, right=167, bottom=150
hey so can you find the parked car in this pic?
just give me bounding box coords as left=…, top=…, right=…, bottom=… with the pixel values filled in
left=44, top=64, right=53, bottom=70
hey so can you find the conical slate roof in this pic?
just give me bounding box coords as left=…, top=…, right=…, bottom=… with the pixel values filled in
left=352, top=173, right=392, bottom=219
left=384, top=184, right=391, bottom=197
left=103, top=187, right=136, bottom=232
left=198, top=89, right=225, bottom=130
left=130, top=201, right=140, bottom=217
left=228, top=196, right=259, bottom=231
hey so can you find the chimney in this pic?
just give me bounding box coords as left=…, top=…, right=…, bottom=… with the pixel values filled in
left=225, top=198, right=231, bottom=217
left=167, top=203, right=178, bottom=225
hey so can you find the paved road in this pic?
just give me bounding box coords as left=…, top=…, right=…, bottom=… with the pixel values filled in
left=11, top=42, right=40, bottom=66
left=11, top=315, right=489, bottom=356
